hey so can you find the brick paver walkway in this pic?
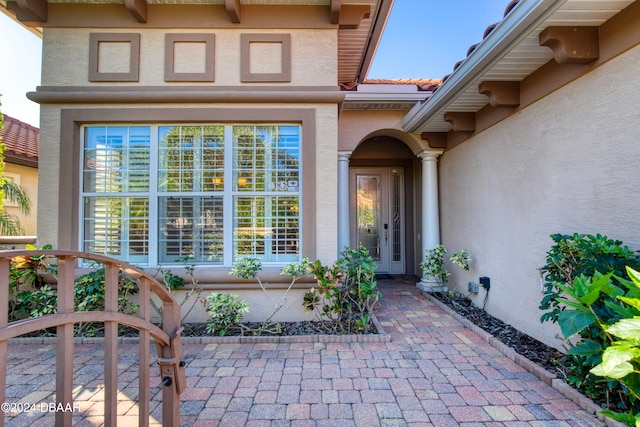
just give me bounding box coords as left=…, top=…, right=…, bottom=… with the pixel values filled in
left=4, top=278, right=604, bottom=426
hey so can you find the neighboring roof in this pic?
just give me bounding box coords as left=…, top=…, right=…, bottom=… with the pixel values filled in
left=402, top=0, right=638, bottom=134
left=1, top=114, right=39, bottom=167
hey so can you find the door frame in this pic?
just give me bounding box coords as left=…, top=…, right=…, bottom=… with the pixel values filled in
left=349, top=166, right=406, bottom=274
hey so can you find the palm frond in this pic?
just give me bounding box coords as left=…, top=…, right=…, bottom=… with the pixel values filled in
left=0, top=210, right=25, bottom=236
left=2, top=180, right=31, bottom=215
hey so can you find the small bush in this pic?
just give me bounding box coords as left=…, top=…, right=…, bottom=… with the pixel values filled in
left=539, top=233, right=640, bottom=420
left=205, top=293, right=249, bottom=336
left=304, top=246, right=382, bottom=333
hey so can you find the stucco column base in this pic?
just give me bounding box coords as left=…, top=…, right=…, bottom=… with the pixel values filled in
left=417, top=277, right=447, bottom=293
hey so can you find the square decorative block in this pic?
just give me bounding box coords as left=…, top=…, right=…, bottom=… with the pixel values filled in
left=241, top=34, right=291, bottom=83
left=165, top=33, right=215, bottom=82
left=89, top=33, right=140, bottom=82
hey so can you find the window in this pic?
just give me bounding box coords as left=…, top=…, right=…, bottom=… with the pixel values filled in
left=81, top=124, right=301, bottom=266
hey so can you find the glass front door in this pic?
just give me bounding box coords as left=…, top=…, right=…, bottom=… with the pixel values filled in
left=351, top=167, right=405, bottom=274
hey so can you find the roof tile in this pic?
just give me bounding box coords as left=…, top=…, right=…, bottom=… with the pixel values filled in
left=1, top=114, right=39, bottom=161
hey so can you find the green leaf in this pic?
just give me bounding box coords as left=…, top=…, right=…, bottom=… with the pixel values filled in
left=567, top=339, right=602, bottom=356
left=627, top=267, right=640, bottom=289
left=617, top=296, right=640, bottom=312
left=558, top=310, right=596, bottom=339
left=591, top=361, right=634, bottom=379
left=604, top=299, right=640, bottom=319
left=606, top=318, right=640, bottom=340
left=555, top=298, right=587, bottom=311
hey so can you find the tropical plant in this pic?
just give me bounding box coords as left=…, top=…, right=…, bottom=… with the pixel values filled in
left=8, top=246, right=139, bottom=336
left=539, top=233, right=640, bottom=324
left=419, top=244, right=471, bottom=290
left=230, top=256, right=311, bottom=334
left=204, top=292, right=249, bottom=336
left=0, top=110, right=33, bottom=236
left=552, top=267, right=640, bottom=426
left=539, top=234, right=640, bottom=415
left=303, top=246, right=382, bottom=333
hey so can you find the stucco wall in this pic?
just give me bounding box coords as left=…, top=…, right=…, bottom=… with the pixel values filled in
left=42, top=28, right=336, bottom=87
left=3, top=163, right=38, bottom=236
left=439, top=44, right=640, bottom=349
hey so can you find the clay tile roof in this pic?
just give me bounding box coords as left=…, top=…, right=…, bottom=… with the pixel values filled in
left=1, top=114, right=39, bottom=166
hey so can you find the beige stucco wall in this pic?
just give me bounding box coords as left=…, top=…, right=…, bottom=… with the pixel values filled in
left=338, top=110, right=425, bottom=154
left=3, top=163, right=38, bottom=236
left=439, top=44, right=640, bottom=349
left=42, top=28, right=337, bottom=87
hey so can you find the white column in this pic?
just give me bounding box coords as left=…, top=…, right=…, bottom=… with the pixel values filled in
left=337, top=151, right=352, bottom=256
left=417, top=150, right=444, bottom=292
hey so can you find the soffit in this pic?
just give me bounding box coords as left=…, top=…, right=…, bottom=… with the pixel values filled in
left=336, top=0, right=384, bottom=84
left=405, top=0, right=637, bottom=134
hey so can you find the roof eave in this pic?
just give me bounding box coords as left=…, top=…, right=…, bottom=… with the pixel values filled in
left=355, top=0, right=395, bottom=83
left=402, top=0, right=564, bottom=133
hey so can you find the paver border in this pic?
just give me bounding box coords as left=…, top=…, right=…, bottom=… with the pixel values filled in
left=424, top=292, right=626, bottom=427
left=8, top=312, right=390, bottom=345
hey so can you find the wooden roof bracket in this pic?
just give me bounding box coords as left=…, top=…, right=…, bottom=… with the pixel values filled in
left=478, top=81, right=520, bottom=108
left=421, top=132, right=448, bottom=150
left=331, top=0, right=370, bottom=28
left=539, top=26, right=600, bottom=64
left=125, top=0, right=148, bottom=23
left=6, top=0, right=48, bottom=23
left=444, top=112, right=476, bottom=133
left=225, top=0, right=241, bottom=23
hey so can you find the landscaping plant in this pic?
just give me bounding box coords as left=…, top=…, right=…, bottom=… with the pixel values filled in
left=539, top=233, right=640, bottom=423
left=303, top=246, right=382, bottom=333
left=151, top=255, right=204, bottom=326
left=204, top=292, right=249, bottom=336
left=229, top=256, right=311, bottom=335
left=9, top=247, right=139, bottom=336
left=419, top=244, right=471, bottom=291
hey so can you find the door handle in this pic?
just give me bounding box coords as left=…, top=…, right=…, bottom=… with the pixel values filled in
left=384, top=223, right=388, bottom=245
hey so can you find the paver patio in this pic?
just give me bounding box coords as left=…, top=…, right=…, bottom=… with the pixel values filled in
left=3, top=278, right=605, bottom=426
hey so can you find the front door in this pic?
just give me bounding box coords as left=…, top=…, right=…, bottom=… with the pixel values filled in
left=350, top=167, right=405, bottom=274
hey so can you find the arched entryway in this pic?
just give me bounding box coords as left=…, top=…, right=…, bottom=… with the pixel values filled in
left=349, top=136, right=416, bottom=274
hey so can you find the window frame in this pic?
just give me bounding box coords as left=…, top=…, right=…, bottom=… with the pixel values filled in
left=68, top=108, right=316, bottom=269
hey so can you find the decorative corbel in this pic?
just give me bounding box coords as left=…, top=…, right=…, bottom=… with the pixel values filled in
left=478, top=81, right=520, bottom=108
left=338, top=4, right=370, bottom=29
left=331, top=0, right=341, bottom=24
left=539, top=26, right=599, bottom=64
left=125, top=0, right=147, bottom=23
left=6, top=0, right=48, bottom=23
left=421, top=132, right=448, bottom=150
left=444, top=112, right=476, bottom=133
left=225, top=0, right=241, bottom=23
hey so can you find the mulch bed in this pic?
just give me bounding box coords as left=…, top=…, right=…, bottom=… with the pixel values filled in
left=181, top=320, right=378, bottom=337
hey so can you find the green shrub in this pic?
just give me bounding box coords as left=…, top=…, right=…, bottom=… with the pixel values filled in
left=539, top=233, right=640, bottom=420
left=8, top=248, right=139, bottom=336
left=419, top=244, right=471, bottom=290
left=229, top=257, right=310, bottom=335
left=73, top=266, right=139, bottom=336
left=304, top=246, right=382, bottom=333
left=205, top=293, right=249, bottom=336
left=590, top=267, right=640, bottom=426
left=540, top=233, right=640, bottom=324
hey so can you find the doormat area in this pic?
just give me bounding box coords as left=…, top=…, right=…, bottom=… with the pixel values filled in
left=375, top=274, right=394, bottom=280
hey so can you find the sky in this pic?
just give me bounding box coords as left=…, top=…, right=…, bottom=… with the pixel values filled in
left=0, top=0, right=509, bottom=128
